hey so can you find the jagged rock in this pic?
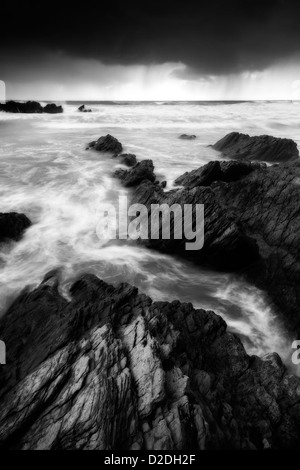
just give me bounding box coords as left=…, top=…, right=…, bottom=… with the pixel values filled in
left=43, top=104, right=63, bottom=114
left=212, top=132, right=299, bottom=162
left=131, top=179, right=258, bottom=270
left=87, top=134, right=123, bottom=154
left=0, top=101, right=43, bottom=113
left=179, top=134, right=196, bottom=140
left=114, top=157, right=258, bottom=270
left=114, top=160, right=156, bottom=187
left=211, top=160, right=300, bottom=334
left=0, top=213, right=31, bottom=243
left=175, top=160, right=266, bottom=189
left=117, top=153, right=137, bottom=167
left=0, top=274, right=299, bottom=450
left=78, top=105, right=92, bottom=113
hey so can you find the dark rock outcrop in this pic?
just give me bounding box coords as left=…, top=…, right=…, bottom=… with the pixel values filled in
left=0, top=101, right=63, bottom=114
left=179, top=134, right=196, bottom=140
left=0, top=274, right=299, bottom=450
left=43, top=104, right=63, bottom=114
left=78, top=105, right=92, bottom=113
left=175, top=160, right=266, bottom=189
left=114, top=159, right=156, bottom=187
left=0, top=213, right=31, bottom=243
left=130, top=179, right=258, bottom=270
left=87, top=134, right=123, bottom=154
left=212, top=132, right=299, bottom=163
left=0, top=101, right=43, bottom=113
left=211, top=160, right=300, bottom=334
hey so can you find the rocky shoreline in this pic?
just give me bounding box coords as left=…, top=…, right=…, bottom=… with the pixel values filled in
left=1, top=131, right=300, bottom=449
left=0, top=273, right=300, bottom=449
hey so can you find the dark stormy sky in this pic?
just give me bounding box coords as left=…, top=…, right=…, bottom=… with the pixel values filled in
left=1, top=0, right=300, bottom=99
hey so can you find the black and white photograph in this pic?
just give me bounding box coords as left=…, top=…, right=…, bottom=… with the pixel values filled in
left=1, top=0, right=300, bottom=455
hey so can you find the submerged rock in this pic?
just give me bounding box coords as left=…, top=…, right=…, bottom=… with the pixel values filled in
left=179, top=134, right=196, bottom=140
left=212, top=132, right=299, bottom=162
left=0, top=275, right=299, bottom=450
left=88, top=134, right=123, bottom=154
left=0, top=213, right=31, bottom=243
left=116, top=153, right=137, bottom=167
left=114, top=159, right=156, bottom=187
left=78, top=104, right=92, bottom=113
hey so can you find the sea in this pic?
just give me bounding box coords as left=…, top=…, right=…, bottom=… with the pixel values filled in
left=0, top=100, right=299, bottom=365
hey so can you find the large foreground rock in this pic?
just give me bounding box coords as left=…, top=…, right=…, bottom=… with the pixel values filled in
left=212, top=132, right=299, bottom=163
left=0, top=213, right=31, bottom=243
left=0, top=274, right=299, bottom=450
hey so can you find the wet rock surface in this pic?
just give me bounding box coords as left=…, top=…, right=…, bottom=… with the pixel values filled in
left=175, top=160, right=266, bottom=189
left=0, top=274, right=299, bottom=450
left=212, top=132, right=299, bottom=163
left=212, top=160, right=300, bottom=334
left=87, top=134, right=123, bottom=154
left=0, top=213, right=31, bottom=243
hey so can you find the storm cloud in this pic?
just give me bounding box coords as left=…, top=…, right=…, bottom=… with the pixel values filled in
left=1, top=0, right=300, bottom=77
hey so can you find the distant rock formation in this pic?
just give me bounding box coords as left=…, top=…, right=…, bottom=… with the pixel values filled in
left=87, top=134, right=123, bottom=154
left=43, top=104, right=63, bottom=114
left=0, top=274, right=299, bottom=450
left=78, top=105, right=92, bottom=113
left=212, top=132, right=299, bottom=162
left=0, top=213, right=31, bottom=243
left=0, top=101, right=43, bottom=113
left=0, top=101, right=63, bottom=114
left=179, top=134, right=196, bottom=140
